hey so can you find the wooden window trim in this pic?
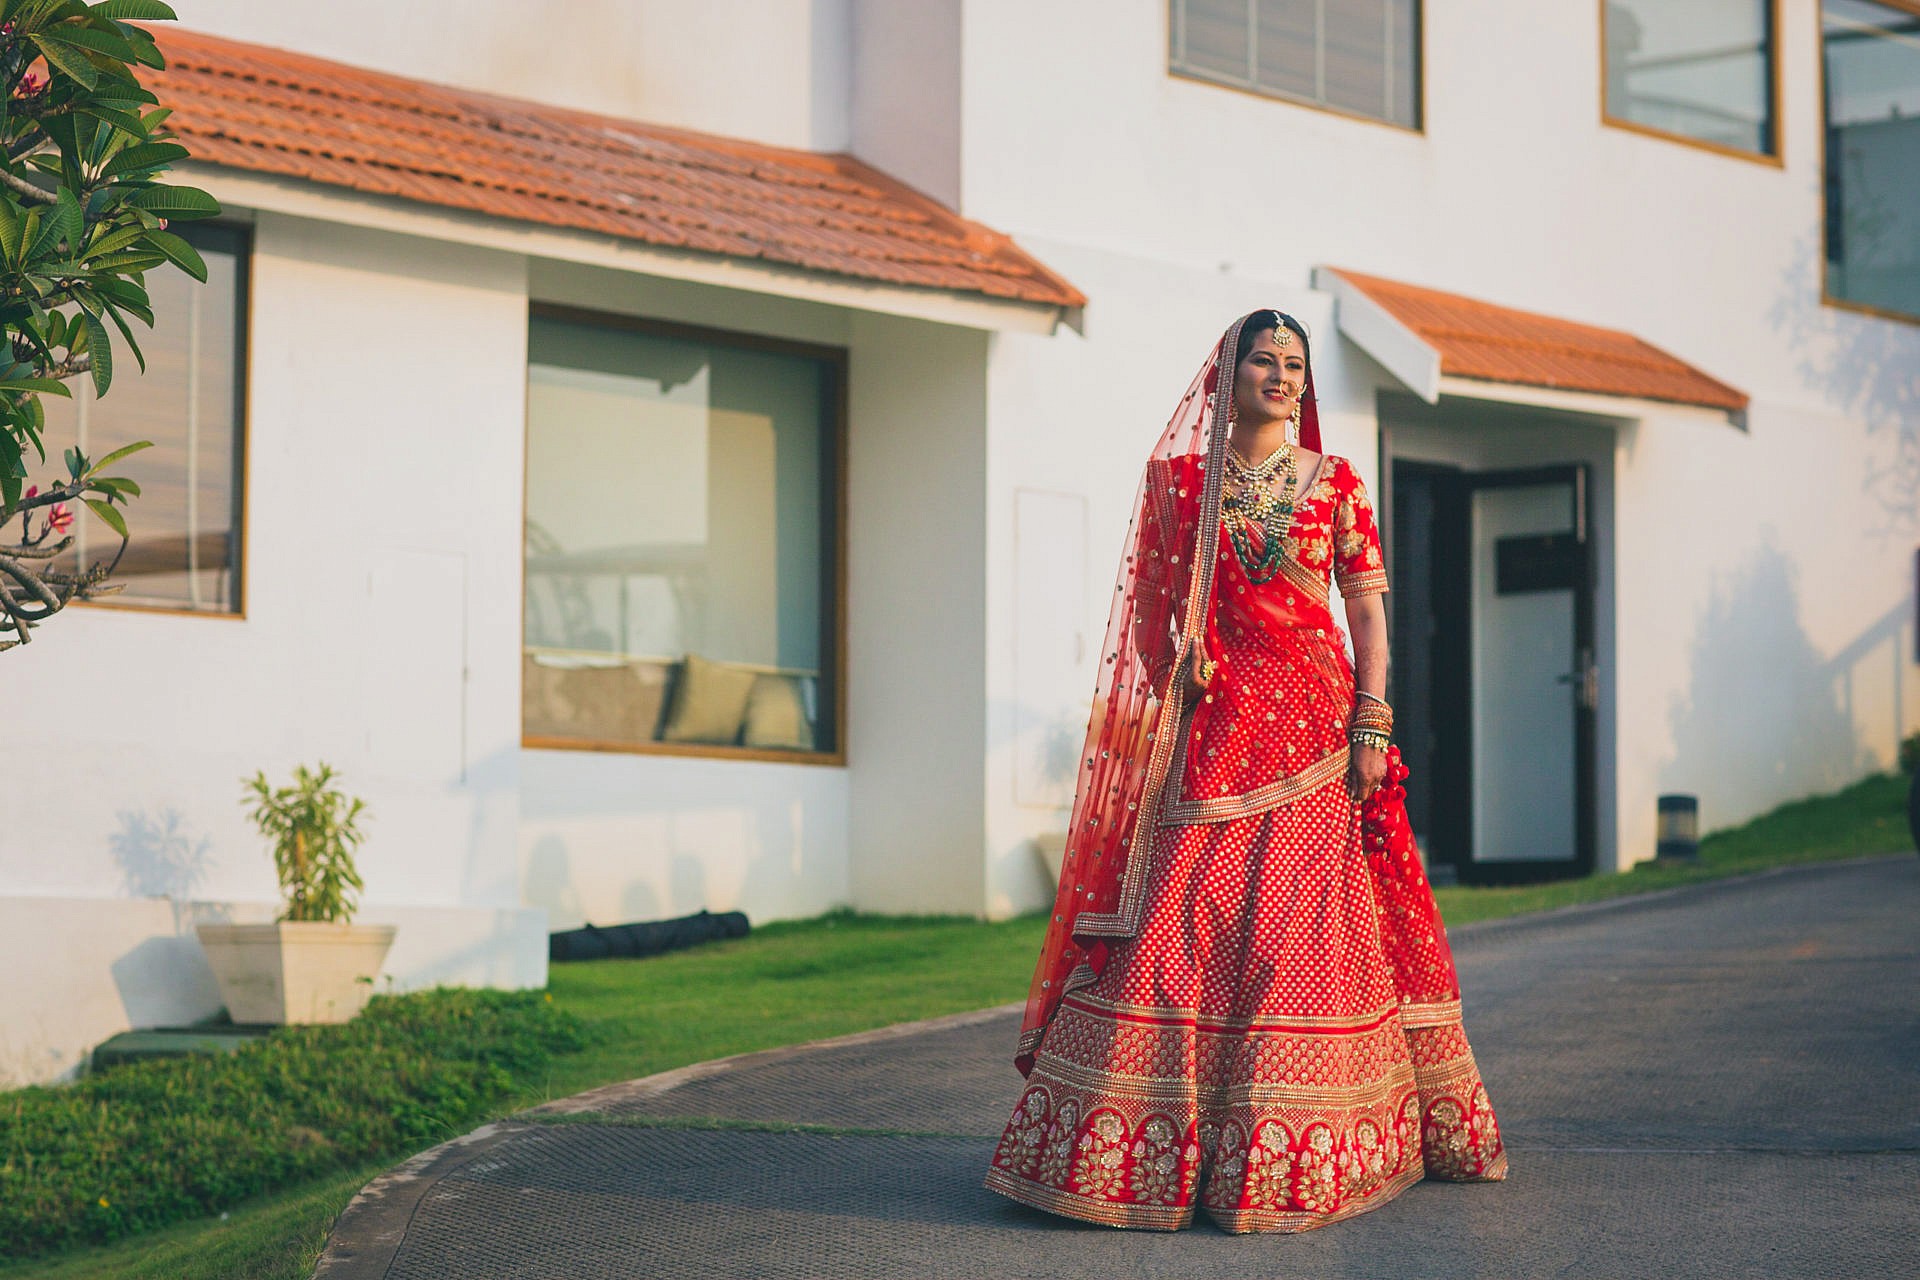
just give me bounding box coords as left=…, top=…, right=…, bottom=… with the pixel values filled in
left=1598, top=0, right=1786, bottom=167
left=71, top=219, right=253, bottom=619
left=1818, top=0, right=1920, bottom=327
left=521, top=300, right=851, bottom=767
left=1166, top=0, right=1427, bottom=136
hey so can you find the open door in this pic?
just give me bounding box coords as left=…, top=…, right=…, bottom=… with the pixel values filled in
left=1392, top=463, right=1596, bottom=883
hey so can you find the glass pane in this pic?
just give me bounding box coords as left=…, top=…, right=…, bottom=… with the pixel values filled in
left=44, top=226, right=245, bottom=612
left=524, top=315, right=837, bottom=753
left=1824, top=0, right=1920, bottom=318
left=1255, top=0, right=1318, bottom=101
left=1388, top=0, right=1420, bottom=127
left=1325, top=0, right=1391, bottom=119
left=1605, top=0, right=1775, bottom=155
left=1178, top=0, right=1254, bottom=82
left=1179, top=0, right=1419, bottom=127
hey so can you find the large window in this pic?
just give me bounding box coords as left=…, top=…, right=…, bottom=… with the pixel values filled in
left=1170, top=0, right=1421, bottom=130
left=1603, top=1, right=1778, bottom=158
left=1824, top=0, right=1920, bottom=321
left=522, top=307, right=842, bottom=760
left=45, top=223, right=248, bottom=613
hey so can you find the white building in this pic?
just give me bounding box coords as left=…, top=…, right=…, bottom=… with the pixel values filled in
left=3, top=0, right=1915, bottom=1086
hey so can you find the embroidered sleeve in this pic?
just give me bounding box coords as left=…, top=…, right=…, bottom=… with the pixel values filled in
left=1333, top=459, right=1389, bottom=598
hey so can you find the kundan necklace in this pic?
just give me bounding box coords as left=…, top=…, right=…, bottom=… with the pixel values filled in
left=1222, top=440, right=1299, bottom=583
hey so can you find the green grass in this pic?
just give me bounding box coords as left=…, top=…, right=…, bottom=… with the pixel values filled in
left=5, top=769, right=1910, bottom=1280
left=1432, top=770, right=1913, bottom=926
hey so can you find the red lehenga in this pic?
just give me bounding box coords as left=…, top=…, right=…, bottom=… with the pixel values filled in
left=986, top=312, right=1506, bottom=1233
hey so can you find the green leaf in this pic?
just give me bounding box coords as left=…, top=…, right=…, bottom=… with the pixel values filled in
left=77, top=304, right=110, bottom=395
left=0, top=432, right=22, bottom=506
left=122, top=184, right=220, bottom=218
left=0, top=375, right=73, bottom=396
left=90, top=474, right=139, bottom=496
left=89, top=0, right=178, bottom=19
left=0, top=200, right=22, bottom=266
left=26, top=186, right=82, bottom=261
left=101, top=298, right=147, bottom=372
left=82, top=248, right=166, bottom=272
left=64, top=443, right=83, bottom=477
left=143, top=227, right=205, bottom=280
left=42, top=22, right=136, bottom=62
left=84, top=496, right=127, bottom=537
left=30, top=33, right=101, bottom=89
left=73, top=101, right=149, bottom=134
left=101, top=140, right=188, bottom=178
left=86, top=438, right=150, bottom=473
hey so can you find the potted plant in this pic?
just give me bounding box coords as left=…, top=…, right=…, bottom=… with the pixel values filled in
left=195, top=763, right=396, bottom=1024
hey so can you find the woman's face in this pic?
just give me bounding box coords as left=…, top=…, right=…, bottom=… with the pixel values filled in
left=1231, top=325, right=1308, bottom=430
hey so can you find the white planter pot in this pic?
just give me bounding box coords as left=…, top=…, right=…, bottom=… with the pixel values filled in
left=195, top=922, right=398, bottom=1025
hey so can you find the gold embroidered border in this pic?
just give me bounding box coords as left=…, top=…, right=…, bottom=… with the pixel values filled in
left=1336, top=567, right=1388, bottom=598
left=1159, top=745, right=1350, bottom=825
left=1398, top=999, right=1464, bottom=1029
left=1068, top=991, right=1400, bottom=1032
left=1034, top=1046, right=1420, bottom=1108
left=1276, top=548, right=1329, bottom=604
left=1207, top=1161, right=1425, bottom=1234
left=985, top=1166, right=1192, bottom=1231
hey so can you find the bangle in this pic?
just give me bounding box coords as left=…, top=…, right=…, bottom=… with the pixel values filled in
left=1355, top=690, right=1391, bottom=708
left=1350, top=728, right=1391, bottom=753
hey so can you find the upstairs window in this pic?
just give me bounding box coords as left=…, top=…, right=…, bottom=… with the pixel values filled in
left=1170, top=0, right=1422, bottom=130
left=1823, top=0, right=1920, bottom=322
left=1603, top=1, right=1779, bottom=159
left=43, top=223, right=249, bottom=614
left=523, top=307, right=843, bottom=761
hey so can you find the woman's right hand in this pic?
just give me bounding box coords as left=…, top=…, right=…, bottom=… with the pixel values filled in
left=1181, top=645, right=1213, bottom=702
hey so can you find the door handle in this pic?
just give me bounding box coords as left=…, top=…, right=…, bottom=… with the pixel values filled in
left=1555, top=650, right=1599, bottom=710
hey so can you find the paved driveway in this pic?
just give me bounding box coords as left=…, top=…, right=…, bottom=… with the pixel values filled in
left=315, top=856, right=1920, bottom=1279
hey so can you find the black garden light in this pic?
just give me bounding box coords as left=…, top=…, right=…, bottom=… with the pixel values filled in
left=1656, top=794, right=1700, bottom=863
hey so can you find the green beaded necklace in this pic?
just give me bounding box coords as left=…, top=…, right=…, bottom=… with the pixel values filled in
left=1222, top=443, right=1299, bottom=584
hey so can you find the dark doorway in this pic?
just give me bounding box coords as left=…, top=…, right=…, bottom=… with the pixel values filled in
left=1390, top=461, right=1596, bottom=884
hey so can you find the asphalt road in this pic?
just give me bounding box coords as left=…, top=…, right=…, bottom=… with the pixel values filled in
left=314, top=855, right=1920, bottom=1279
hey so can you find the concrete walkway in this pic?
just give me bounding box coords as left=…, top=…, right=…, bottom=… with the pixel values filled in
left=314, top=856, right=1920, bottom=1279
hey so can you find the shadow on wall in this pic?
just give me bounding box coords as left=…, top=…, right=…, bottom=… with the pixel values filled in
left=517, top=764, right=812, bottom=933
left=111, top=807, right=213, bottom=927
left=1665, top=543, right=1877, bottom=825
left=1768, top=224, right=1920, bottom=537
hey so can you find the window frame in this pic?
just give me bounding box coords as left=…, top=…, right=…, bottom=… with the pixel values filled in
left=1819, top=0, right=1920, bottom=327
left=70, top=218, right=253, bottom=620
left=519, top=300, right=850, bottom=767
left=1598, top=0, right=1786, bottom=167
left=1166, top=0, right=1427, bottom=135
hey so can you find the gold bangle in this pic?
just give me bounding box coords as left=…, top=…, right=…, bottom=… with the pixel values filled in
left=1350, top=729, right=1391, bottom=752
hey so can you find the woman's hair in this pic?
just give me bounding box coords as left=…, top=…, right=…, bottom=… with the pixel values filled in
left=1234, top=309, right=1312, bottom=373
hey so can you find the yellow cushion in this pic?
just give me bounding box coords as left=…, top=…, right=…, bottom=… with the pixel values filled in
left=741, top=674, right=815, bottom=751
left=660, top=654, right=758, bottom=745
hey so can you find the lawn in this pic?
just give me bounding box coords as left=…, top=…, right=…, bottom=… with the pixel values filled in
left=5, top=768, right=1910, bottom=1280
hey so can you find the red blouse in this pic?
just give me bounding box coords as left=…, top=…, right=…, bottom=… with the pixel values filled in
left=1170, top=454, right=1388, bottom=822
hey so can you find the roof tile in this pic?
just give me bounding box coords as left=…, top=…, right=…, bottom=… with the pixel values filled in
left=1327, top=267, right=1747, bottom=412
left=147, top=28, right=1084, bottom=311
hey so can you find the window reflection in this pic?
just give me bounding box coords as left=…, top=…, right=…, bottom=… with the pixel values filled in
left=523, top=311, right=839, bottom=756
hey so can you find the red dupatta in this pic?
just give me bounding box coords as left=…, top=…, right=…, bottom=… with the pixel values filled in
left=1015, top=310, right=1327, bottom=1073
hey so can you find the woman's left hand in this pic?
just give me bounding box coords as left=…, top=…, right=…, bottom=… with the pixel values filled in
left=1348, top=743, right=1388, bottom=804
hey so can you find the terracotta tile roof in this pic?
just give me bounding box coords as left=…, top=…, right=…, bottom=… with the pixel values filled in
left=1326, top=267, right=1747, bottom=412
left=145, top=28, right=1084, bottom=311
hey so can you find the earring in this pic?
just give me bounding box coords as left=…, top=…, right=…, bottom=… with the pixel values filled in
left=1288, top=400, right=1302, bottom=444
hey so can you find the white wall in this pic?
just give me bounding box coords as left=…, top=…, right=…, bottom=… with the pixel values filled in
left=175, top=0, right=854, bottom=151
left=845, top=313, right=992, bottom=914
left=955, top=0, right=1919, bottom=865
left=0, top=213, right=545, bottom=1084
left=849, top=0, right=963, bottom=208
